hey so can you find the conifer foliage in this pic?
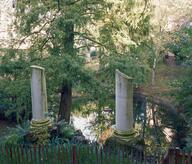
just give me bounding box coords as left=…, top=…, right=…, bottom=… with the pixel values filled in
left=0, top=0, right=151, bottom=123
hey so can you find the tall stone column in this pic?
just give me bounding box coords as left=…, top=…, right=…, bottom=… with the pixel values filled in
left=30, top=65, right=51, bottom=144
left=31, top=65, right=47, bottom=119
left=113, top=70, right=135, bottom=141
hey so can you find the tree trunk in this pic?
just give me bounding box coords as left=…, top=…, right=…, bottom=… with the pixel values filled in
left=58, top=81, right=72, bottom=123
left=58, top=20, right=74, bottom=123
left=151, top=104, right=161, bottom=145
left=151, top=47, right=160, bottom=86
left=63, top=21, right=74, bottom=55
left=151, top=58, right=157, bottom=86
left=142, top=98, right=147, bottom=139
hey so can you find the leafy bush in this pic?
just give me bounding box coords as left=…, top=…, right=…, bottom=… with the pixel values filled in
left=0, top=121, right=30, bottom=145
left=58, top=121, right=75, bottom=139
left=1, top=118, right=79, bottom=145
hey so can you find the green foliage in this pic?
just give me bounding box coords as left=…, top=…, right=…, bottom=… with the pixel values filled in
left=0, top=121, right=30, bottom=145
left=1, top=0, right=152, bottom=131
left=98, top=0, right=151, bottom=53
left=58, top=120, right=75, bottom=139
left=0, top=49, right=31, bottom=122
left=100, top=53, right=150, bottom=87
left=166, top=26, right=192, bottom=65
left=171, top=72, right=192, bottom=117
left=1, top=0, right=108, bottom=121
left=165, top=20, right=192, bottom=150
left=185, top=119, right=192, bottom=151
left=48, top=136, right=69, bottom=144
left=171, top=70, right=192, bottom=149
left=0, top=119, right=77, bottom=145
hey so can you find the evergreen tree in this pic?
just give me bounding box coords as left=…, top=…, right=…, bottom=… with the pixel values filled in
left=12, top=0, right=106, bottom=123
left=0, top=0, right=151, bottom=123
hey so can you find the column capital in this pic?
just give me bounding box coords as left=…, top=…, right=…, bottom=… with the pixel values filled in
left=116, top=69, right=133, bottom=80
left=30, top=65, right=45, bottom=70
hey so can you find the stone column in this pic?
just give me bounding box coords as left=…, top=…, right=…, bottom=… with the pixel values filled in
left=31, top=65, right=47, bottom=120
left=30, top=65, right=51, bottom=144
left=113, top=70, right=135, bottom=141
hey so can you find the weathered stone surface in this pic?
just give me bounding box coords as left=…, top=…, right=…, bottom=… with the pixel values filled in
left=115, top=69, right=134, bottom=132
left=30, top=65, right=48, bottom=120
left=30, top=65, right=51, bottom=144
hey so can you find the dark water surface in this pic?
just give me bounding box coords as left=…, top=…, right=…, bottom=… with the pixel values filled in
left=0, top=120, right=15, bottom=137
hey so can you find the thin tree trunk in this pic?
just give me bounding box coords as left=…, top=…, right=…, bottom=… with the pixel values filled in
left=151, top=104, right=161, bottom=145
left=58, top=81, right=72, bottom=123
left=151, top=58, right=157, bottom=86
left=142, top=98, right=147, bottom=139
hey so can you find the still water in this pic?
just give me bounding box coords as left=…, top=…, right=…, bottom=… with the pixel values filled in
left=71, top=99, right=187, bottom=151
left=71, top=113, right=97, bottom=141
left=0, top=99, right=186, bottom=150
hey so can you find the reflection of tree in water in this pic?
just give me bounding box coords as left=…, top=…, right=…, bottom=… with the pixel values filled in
left=74, top=95, right=188, bottom=153
left=134, top=97, right=188, bottom=153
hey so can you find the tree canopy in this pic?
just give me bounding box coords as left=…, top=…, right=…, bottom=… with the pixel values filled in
left=0, top=0, right=152, bottom=123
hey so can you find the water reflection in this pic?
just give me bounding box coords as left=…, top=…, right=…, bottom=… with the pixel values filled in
left=71, top=113, right=97, bottom=141
left=72, top=97, right=187, bottom=150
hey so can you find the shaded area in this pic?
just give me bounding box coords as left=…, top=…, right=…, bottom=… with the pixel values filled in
left=0, top=120, right=15, bottom=137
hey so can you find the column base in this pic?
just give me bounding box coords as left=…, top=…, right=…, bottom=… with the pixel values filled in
left=111, top=125, right=138, bottom=143
left=30, top=118, right=51, bottom=144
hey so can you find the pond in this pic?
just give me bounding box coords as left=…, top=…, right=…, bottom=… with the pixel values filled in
left=71, top=95, right=187, bottom=152
left=71, top=113, right=97, bottom=141
left=133, top=95, right=188, bottom=150
left=0, top=95, right=187, bottom=151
